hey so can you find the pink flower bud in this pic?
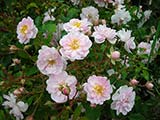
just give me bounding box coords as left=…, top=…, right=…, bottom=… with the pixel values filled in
left=93, top=19, right=99, bottom=26
left=129, top=79, right=139, bottom=86
left=9, top=45, right=19, bottom=52
left=90, top=103, right=97, bottom=108
left=101, top=19, right=106, bottom=25
left=13, top=87, right=25, bottom=96
left=145, top=82, right=154, bottom=90
left=12, top=58, right=21, bottom=64
left=111, top=51, right=120, bottom=60
left=62, top=87, right=70, bottom=96
left=26, top=115, right=34, bottom=120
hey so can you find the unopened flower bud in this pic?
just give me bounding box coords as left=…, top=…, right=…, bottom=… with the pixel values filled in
left=101, top=19, right=106, bottom=25
left=26, top=115, right=34, bottom=120
left=90, top=103, right=96, bottom=108
left=0, top=81, right=4, bottom=86
left=62, top=87, right=70, bottom=96
left=111, top=51, right=120, bottom=60
left=9, top=45, right=19, bottom=52
left=86, top=30, right=92, bottom=36
left=93, top=19, right=99, bottom=26
left=13, top=87, right=25, bottom=96
left=12, top=58, right=21, bottom=66
left=21, top=79, right=25, bottom=85
left=145, top=82, right=154, bottom=90
left=24, top=45, right=31, bottom=50
left=129, top=79, right=139, bottom=86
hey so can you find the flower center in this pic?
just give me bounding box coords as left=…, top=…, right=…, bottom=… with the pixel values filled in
left=73, top=22, right=81, bottom=28
left=69, top=39, right=80, bottom=50
left=94, top=85, right=104, bottom=96
left=47, top=59, right=56, bottom=66
left=59, top=84, right=70, bottom=96
left=20, top=25, right=28, bottom=34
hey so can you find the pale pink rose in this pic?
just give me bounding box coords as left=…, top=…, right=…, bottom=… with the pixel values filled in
left=111, top=51, right=120, bottom=60
left=2, top=93, right=28, bottom=120
left=137, top=42, right=151, bottom=55
left=63, top=18, right=92, bottom=33
left=129, top=79, right=139, bottom=86
left=117, top=29, right=136, bottom=53
left=111, top=85, right=136, bottom=115
left=37, top=45, right=66, bottom=75
left=117, top=29, right=132, bottom=42
left=124, top=38, right=136, bottom=53
left=145, top=82, right=154, bottom=90
left=17, top=16, right=38, bottom=44
left=83, top=75, right=113, bottom=105
left=46, top=71, right=77, bottom=103
left=111, top=8, right=131, bottom=25
left=80, top=6, right=99, bottom=23
left=42, top=8, right=56, bottom=23
left=92, top=25, right=117, bottom=44
left=59, top=31, right=92, bottom=61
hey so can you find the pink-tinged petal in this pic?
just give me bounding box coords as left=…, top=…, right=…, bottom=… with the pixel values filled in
left=111, top=85, right=136, bottom=116
left=92, top=25, right=117, bottom=44
left=37, top=46, right=66, bottom=75
left=16, top=16, right=38, bottom=44
left=46, top=71, right=77, bottom=103
left=83, top=75, right=112, bottom=105
left=63, top=18, right=92, bottom=33
left=59, top=31, right=92, bottom=61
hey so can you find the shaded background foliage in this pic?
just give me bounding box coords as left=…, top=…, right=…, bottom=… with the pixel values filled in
left=0, top=0, right=160, bottom=120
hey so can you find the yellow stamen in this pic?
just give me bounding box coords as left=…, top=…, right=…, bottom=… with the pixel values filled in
left=69, top=39, right=80, bottom=50
left=48, top=59, right=56, bottom=66
left=20, top=25, right=28, bottom=34
left=94, top=85, right=104, bottom=96
left=73, top=22, right=81, bottom=28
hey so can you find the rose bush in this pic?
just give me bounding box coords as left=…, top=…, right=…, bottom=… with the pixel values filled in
left=0, top=0, right=160, bottom=120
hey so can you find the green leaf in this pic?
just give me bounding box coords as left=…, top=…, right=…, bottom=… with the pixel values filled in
left=73, top=104, right=83, bottom=120
left=84, top=103, right=101, bottom=120
left=0, top=110, right=5, bottom=120
left=0, top=96, right=3, bottom=104
left=35, top=16, right=43, bottom=28
left=100, top=44, right=106, bottom=52
left=148, top=21, right=160, bottom=64
left=67, top=8, right=80, bottom=19
left=142, top=70, right=149, bottom=80
left=121, top=70, right=127, bottom=80
left=25, top=66, right=39, bottom=76
left=27, top=2, right=38, bottom=9
left=42, top=21, right=56, bottom=33
left=60, top=110, right=69, bottom=120
left=17, top=50, right=30, bottom=59
left=128, top=113, right=145, bottom=120
left=79, top=117, right=89, bottom=120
